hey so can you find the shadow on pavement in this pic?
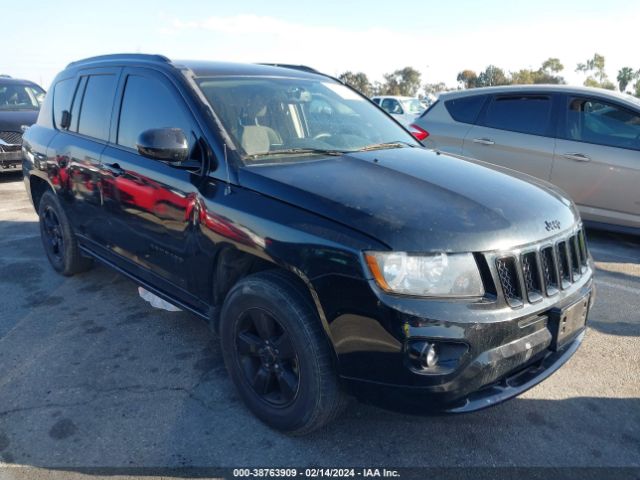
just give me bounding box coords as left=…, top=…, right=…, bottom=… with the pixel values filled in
left=0, top=171, right=23, bottom=184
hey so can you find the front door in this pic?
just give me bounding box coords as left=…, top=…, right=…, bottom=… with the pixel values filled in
left=551, top=95, right=640, bottom=229
left=99, top=68, right=209, bottom=306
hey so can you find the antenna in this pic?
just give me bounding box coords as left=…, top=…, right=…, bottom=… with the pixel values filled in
left=224, top=143, right=232, bottom=195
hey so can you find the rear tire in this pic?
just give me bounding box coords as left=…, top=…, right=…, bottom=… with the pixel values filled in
left=220, top=270, right=347, bottom=435
left=38, top=190, right=92, bottom=276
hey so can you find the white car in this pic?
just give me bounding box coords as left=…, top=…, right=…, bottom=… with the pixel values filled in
left=371, top=95, right=425, bottom=126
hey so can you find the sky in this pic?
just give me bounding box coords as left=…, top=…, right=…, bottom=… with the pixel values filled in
left=3, top=0, right=639, bottom=91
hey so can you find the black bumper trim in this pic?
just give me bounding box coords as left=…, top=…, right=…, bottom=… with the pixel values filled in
left=445, top=330, right=585, bottom=413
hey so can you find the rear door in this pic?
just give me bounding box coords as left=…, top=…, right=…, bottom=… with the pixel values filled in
left=98, top=67, right=208, bottom=305
left=416, top=94, right=487, bottom=155
left=46, top=68, right=120, bottom=243
left=462, top=93, right=557, bottom=180
left=551, top=95, right=640, bottom=228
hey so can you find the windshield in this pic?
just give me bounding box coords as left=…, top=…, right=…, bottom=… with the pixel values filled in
left=195, top=76, right=419, bottom=163
left=0, top=83, right=45, bottom=111
left=401, top=98, right=426, bottom=115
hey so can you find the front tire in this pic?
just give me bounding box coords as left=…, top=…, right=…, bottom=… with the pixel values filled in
left=220, top=270, right=347, bottom=435
left=38, top=190, right=92, bottom=276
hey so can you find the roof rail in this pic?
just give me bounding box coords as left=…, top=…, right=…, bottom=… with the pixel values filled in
left=257, top=63, right=320, bottom=74
left=66, top=53, right=171, bottom=68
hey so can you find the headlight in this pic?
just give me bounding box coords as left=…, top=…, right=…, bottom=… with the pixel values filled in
left=364, top=251, right=484, bottom=297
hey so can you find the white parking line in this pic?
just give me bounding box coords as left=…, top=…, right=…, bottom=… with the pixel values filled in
left=589, top=246, right=640, bottom=263
left=0, top=233, right=40, bottom=244
left=595, top=278, right=640, bottom=294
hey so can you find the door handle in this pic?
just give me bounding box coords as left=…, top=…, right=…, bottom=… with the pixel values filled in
left=561, top=153, right=591, bottom=162
left=102, top=162, right=126, bottom=177
left=472, top=137, right=495, bottom=145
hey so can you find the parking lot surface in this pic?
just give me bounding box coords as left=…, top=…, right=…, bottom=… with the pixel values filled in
left=0, top=171, right=638, bottom=473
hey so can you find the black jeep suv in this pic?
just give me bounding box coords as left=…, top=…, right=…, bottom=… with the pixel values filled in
left=22, top=54, right=594, bottom=434
left=0, top=76, right=45, bottom=171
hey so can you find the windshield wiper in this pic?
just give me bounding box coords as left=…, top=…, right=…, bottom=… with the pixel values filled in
left=247, top=148, right=347, bottom=159
left=356, top=140, right=417, bottom=152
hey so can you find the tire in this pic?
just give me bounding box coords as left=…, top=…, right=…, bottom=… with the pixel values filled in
left=220, top=270, right=347, bottom=435
left=38, top=190, right=92, bottom=276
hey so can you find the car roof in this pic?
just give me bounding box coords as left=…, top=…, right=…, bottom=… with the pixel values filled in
left=0, top=77, right=42, bottom=88
left=440, top=84, right=640, bottom=110
left=64, top=54, right=329, bottom=81
left=373, top=95, right=416, bottom=100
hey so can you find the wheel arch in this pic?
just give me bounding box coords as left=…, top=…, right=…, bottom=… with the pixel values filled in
left=28, top=172, right=56, bottom=212
left=208, top=244, right=337, bottom=360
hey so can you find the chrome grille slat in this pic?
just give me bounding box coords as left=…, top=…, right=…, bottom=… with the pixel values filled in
left=495, top=256, right=522, bottom=307
left=540, top=246, right=558, bottom=295
left=492, top=227, right=589, bottom=308
left=521, top=252, right=542, bottom=302
left=0, top=131, right=22, bottom=145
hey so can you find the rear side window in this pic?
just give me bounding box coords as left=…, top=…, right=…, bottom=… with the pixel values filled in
left=482, top=95, right=552, bottom=136
left=77, top=74, right=117, bottom=141
left=444, top=95, right=486, bottom=124
left=564, top=97, right=640, bottom=151
left=117, top=74, right=192, bottom=150
left=52, top=78, right=77, bottom=129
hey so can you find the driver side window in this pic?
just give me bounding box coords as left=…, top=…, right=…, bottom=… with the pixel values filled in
left=117, top=74, right=193, bottom=151
left=566, top=97, right=640, bottom=151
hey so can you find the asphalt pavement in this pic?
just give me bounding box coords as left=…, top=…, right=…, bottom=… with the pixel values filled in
left=0, top=171, right=638, bottom=477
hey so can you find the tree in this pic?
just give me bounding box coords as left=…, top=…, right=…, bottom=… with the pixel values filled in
left=477, top=65, right=509, bottom=87
left=456, top=69, right=478, bottom=89
left=617, top=67, right=636, bottom=92
left=371, top=80, right=384, bottom=96
left=576, top=53, right=610, bottom=88
left=510, top=69, right=536, bottom=85
left=423, top=82, right=447, bottom=96
left=510, top=58, right=565, bottom=85
left=542, top=57, right=564, bottom=74
left=381, top=67, right=422, bottom=96
left=338, top=71, right=373, bottom=96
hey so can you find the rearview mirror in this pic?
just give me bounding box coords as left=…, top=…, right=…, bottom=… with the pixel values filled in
left=136, top=128, right=189, bottom=163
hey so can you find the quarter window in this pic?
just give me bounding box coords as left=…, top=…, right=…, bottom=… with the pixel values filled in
left=117, top=74, right=192, bottom=150
left=52, top=78, right=77, bottom=129
left=445, top=95, right=486, bottom=124
left=77, top=74, right=117, bottom=141
left=565, top=98, right=640, bottom=151
left=482, top=95, right=552, bottom=136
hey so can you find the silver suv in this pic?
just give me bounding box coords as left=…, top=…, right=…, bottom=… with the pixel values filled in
left=413, top=85, right=640, bottom=233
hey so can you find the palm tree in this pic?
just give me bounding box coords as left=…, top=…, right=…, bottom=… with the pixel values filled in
left=617, top=67, right=636, bottom=92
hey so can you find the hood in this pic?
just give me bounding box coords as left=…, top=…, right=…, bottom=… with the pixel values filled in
left=238, top=148, right=580, bottom=252
left=0, top=110, right=39, bottom=133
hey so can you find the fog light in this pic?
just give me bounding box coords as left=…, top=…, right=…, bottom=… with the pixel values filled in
left=408, top=341, right=439, bottom=370
left=407, top=340, right=468, bottom=374
left=423, top=343, right=438, bottom=368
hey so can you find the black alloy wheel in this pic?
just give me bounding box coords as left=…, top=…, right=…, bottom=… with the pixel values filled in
left=220, top=270, right=347, bottom=434
left=235, top=308, right=300, bottom=407
left=41, top=205, right=64, bottom=262
left=38, top=190, right=92, bottom=276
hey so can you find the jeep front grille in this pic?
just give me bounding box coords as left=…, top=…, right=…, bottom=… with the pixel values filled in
left=0, top=131, right=23, bottom=153
left=0, top=131, right=22, bottom=145
left=493, top=227, right=589, bottom=308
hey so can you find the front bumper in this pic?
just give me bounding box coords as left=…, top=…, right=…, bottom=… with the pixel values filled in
left=0, top=150, right=22, bottom=169
left=331, top=265, right=593, bottom=412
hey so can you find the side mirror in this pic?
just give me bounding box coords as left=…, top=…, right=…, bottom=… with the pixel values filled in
left=136, top=128, right=189, bottom=163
